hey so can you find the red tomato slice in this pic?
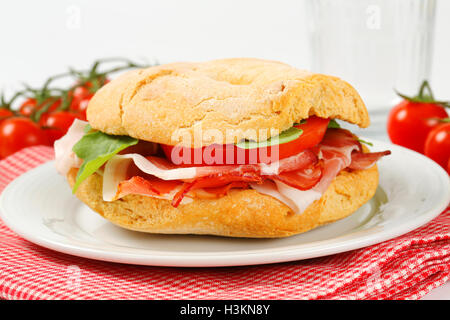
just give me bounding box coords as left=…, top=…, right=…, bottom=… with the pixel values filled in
left=162, top=116, right=330, bottom=165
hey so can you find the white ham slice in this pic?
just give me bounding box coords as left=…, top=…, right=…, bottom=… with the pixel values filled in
left=102, top=156, right=194, bottom=204
left=105, top=154, right=198, bottom=182
left=54, top=119, right=88, bottom=175
left=250, top=180, right=322, bottom=214
left=103, top=156, right=132, bottom=201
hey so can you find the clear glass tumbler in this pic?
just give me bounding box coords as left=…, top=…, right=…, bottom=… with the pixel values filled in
left=305, top=0, right=436, bottom=117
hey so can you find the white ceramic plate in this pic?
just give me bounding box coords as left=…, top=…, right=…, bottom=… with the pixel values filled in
left=1, top=139, right=449, bottom=267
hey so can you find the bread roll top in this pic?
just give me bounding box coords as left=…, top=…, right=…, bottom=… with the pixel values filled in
left=87, top=58, right=369, bottom=147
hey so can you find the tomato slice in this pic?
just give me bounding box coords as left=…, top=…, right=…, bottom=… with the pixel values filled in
left=161, top=116, right=330, bottom=165
left=282, top=116, right=330, bottom=158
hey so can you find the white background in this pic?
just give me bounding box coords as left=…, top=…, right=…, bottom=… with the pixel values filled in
left=0, top=0, right=448, bottom=299
left=0, top=0, right=448, bottom=96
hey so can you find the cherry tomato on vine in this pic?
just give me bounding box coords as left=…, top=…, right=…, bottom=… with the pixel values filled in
left=387, top=81, right=448, bottom=154
left=68, top=79, right=109, bottom=120
left=18, top=98, right=37, bottom=116
left=39, top=111, right=79, bottom=145
left=75, top=98, right=90, bottom=120
left=69, top=86, right=92, bottom=112
left=424, top=121, right=450, bottom=173
left=0, top=109, right=14, bottom=124
left=0, top=117, right=48, bottom=159
left=19, top=97, right=61, bottom=117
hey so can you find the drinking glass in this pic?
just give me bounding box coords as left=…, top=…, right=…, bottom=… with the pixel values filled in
left=305, top=0, right=436, bottom=137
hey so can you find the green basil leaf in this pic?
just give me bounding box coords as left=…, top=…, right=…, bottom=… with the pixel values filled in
left=235, top=127, right=303, bottom=149
left=72, top=131, right=138, bottom=193
left=328, top=119, right=341, bottom=129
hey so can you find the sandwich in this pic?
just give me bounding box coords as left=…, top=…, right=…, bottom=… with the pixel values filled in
left=54, top=58, right=390, bottom=238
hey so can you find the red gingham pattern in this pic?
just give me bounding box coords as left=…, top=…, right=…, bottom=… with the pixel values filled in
left=0, top=146, right=449, bottom=300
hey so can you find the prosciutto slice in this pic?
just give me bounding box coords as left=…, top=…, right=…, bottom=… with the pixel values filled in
left=313, top=128, right=361, bottom=193
left=270, top=165, right=323, bottom=191
left=117, top=176, right=181, bottom=198
left=102, top=149, right=317, bottom=201
left=348, top=151, right=391, bottom=170
left=171, top=172, right=263, bottom=207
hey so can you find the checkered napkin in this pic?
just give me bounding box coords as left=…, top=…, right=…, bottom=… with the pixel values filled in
left=0, top=146, right=449, bottom=300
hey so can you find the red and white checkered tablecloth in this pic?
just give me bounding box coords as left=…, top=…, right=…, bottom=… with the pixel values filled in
left=0, top=146, right=449, bottom=300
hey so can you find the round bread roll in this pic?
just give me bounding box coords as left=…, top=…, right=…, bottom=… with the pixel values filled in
left=86, top=58, right=369, bottom=147
left=67, top=164, right=378, bottom=238
left=72, top=58, right=378, bottom=238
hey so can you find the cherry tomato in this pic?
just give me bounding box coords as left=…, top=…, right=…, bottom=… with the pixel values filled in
left=18, top=98, right=37, bottom=116
left=387, top=100, right=448, bottom=153
left=70, top=78, right=109, bottom=109
left=424, top=122, right=450, bottom=173
left=0, top=117, right=48, bottom=159
left=39, top=111, right=79, bottom=145
left=73, top=85, right=92, bottom=97
left=161, top=116, right=330, bottom=165
left=69, top=86, right=92, bottom=111
left=19, top=98, right=61, bottom=117
left=0, top=109, right=14, bottom=124
left=75, top=98, right=90, bottom=120
left=69, top=84, right=98, bottom=121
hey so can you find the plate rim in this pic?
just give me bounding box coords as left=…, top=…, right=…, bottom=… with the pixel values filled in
left=1, top=139, right=449, bottom=267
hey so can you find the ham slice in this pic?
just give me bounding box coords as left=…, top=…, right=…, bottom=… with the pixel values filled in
left=102, top=149, right=317, bottom=202
left=270, top=165, right=323, bottom=190
left=116, top=176, right=249, bottom=204
left=54, top=119, right=88, bottom=175
left=348, top=151, right=391, bottom=170
left=171, top=172, right=263, bottom=207
left=251, top=180, right=324, bottom=214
